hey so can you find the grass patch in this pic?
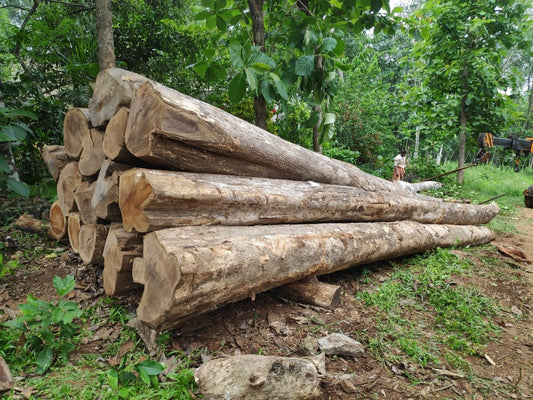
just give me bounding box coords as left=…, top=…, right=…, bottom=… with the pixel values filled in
left=356, top=248, right=502, bottom=371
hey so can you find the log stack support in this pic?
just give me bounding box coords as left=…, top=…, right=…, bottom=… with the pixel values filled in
left=42, top=68, right=500, bottom=332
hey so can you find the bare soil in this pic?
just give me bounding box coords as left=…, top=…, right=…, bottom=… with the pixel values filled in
left=1, top=198, right=532, bottom=400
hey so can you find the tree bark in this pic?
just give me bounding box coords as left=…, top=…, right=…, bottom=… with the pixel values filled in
left=57, top=162, right=83, bottom=215
left=41, top=145, right=71, bottom=181
left=92, top=159, right=130, bottom=221
left=67, top=212, right=82, bottom=253
left=79, top=224, right=109, bottom=265
left=63, top=108, right=91, bottom=158
left=88, top=68, right=149, bottom=127
left=118, top=169, right=499, bottom=233
left=78, top=129, right=105, bottom=177
left=124, top=80, right=429, bottom=197
left=49, top=200, right=67, bottom=240
left=133, top=222, right=495, bottom=331
left=103, top=223, right=143, bottom=295
left=95, top=0, right=115, bottom=71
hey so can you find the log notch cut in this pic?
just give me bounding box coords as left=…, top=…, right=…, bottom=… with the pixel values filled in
left=41, top=145, right=71, bottom=181
left=74, top=181, right=98, bottom=224
left=103, top=107, right=138, bottom=164
left=133, top=222, right=495, bottom=331
left=125, top=80, right=435, bottom=197
left=57, top=161, right=83, bottom=215
left=118, top=169, right=500, bottom=233
left=67, top=213, right=82, bottom=253
left=88, top=68, right=150, bottom=127
left=92, top=160, right=131, bottom=221
left=78, top=129, right=105, bottom=177
left=79, top=224, right=109, bottom=265
left=103, top=223, right=143, bottom=295
left=63, top=108, right=91, bottom=158
left=49, top=200, right=67, bottom=240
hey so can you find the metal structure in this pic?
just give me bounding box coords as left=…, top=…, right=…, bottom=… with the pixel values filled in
left=475, top=132, right=533, bottom=172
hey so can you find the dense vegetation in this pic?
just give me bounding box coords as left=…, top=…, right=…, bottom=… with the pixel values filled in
left=0, top=0, right=531, bottom=196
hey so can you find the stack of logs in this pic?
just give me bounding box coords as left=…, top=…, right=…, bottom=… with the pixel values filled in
left=42, top=68, right=499, bottom=332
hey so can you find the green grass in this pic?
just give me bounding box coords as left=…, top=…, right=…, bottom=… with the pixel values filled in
left=356, top=249, right=503, bottom=372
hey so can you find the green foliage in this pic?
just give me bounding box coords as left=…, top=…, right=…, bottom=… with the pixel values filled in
left=322, top=141, right=360, bottom=165
left=3, top=275, right=82, bottom=374
left=0, top=253, right=19, bottom=281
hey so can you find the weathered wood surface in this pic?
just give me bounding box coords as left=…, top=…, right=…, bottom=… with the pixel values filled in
left=63, top=108, right=91, bottom=158
left=88, top=68, right=149, bottom=127
left=124, top=80, right=435, bottom=197
left=118, top=169, right=499, bottom=233
left=275, top=276, right=341, bottom=310
left=49, top=200, right=67, bottom=240
left=79, top=224, right=109, bottom=265
left=133, top=222, right=495, bottom=330
left=194, top=354, right=324, bottom=400
left=78, top=129, right=105, bottom=177
left=103, top=223, right=143, bottom=295
left=74, top=181, right=98, bottom=224
left=67, top=212, right=82, bottom=253
left=103, top=107, right=138, bottom=163
left=41, top=145, right=71, bottom=181
left=57, top=162, right=83, bottom=215
left=92, top=160, right=130, bottom=221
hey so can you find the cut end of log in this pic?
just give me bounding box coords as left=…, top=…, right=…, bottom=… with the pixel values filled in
left=49, top=200, right=67, bottom=240
left=119, top=170, right=154, bottom=232
left=67, top=213, right=82, bottom=253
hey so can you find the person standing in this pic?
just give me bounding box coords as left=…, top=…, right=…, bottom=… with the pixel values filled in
left=392, top=150, right=407, bottom=181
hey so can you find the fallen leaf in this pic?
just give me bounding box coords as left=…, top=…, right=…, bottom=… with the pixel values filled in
left=492, top=243, right=531, bottom=264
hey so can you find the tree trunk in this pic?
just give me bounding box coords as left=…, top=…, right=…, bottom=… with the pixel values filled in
left=79, top=223, right=109, bottom=265
left=103, top=223, right=143, bottom=295
left=67, top=212, right=82, bottom=253
left=92, top=159, right=130, bottom=221
left=63, top=108, right=91, bottom=158
left=124, top=80, right=427, bottom=197
left=41, top=145, right=71, bottom=181
left=74, top=181, right=98, bottom=224
left=57, top=162, right=83, bottom=215
left=133, top=222, right=495, bottom=331
left=49, top=200, right=67, bottom=240
left=79, top=129, right=105, bottom=177
left=96, top=0, right=115, bottom=71
left=119, top=169, right=499, bottom=233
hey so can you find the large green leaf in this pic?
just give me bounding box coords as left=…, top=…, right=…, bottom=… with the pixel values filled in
left=321, top=37, right=337, bottom=52
left=229, top=41, right=245, bottom=69
left=0, top=124, right=29, bottom=142
left=7, top=178, right=30, bottom=197
left=295, top=56, right=314, bottom=77
left=228, top=72, right=247, bottom=104
left=36, top=346, right=54, bottom=374
left=0, top=155, right=9, bottom=173
left=245, top=68, right=258, bottom=91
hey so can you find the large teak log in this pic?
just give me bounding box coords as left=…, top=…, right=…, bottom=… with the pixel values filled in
left=41, top=145, right=71, bottom=181
left=133, top=222, right=495, bottom=331
left=118, top=169, right=499, bottom=232
left=49, top=200, right=67, bottom=240
left=63, top=108, right=91, bottom=158
left=79, top=224, right=109, bottom=265
left=92, top=160, right=130, bottom=221
left=67, top=213, right=82, bottom=253
left=78, top=129, right=105, bottom=177
left=103, top=223, right=143, bottom=295
left=57, top=162, right=83, bottom=215
left=74, top=181, right=98, bottom=224
left=125, top=80, right=433, bottom=197
left=102, top=107, right=138, bottom=164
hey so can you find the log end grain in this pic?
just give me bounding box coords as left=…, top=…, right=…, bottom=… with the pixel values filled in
left=49, top=200, right=67, bottom=240
left=118, top=170, right=154, bottom=232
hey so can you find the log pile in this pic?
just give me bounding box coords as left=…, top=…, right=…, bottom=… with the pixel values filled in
left=42, top=68, right=499, bottom=332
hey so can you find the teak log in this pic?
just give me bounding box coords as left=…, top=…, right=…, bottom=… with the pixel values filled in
left=57, top=162, right=83, bottom=215
left=88, top=68, right=149, bottom=127
left=78, top=129, right=105, bottom=177
left=63, top=108, right=91, bottom=158
left=118, top=169, right=500, bottom=233
left=103, top=107, right=138, bottom=164
left=92, top=160, right=130, bottom=221
left=275, top=276, right=341, bottom=310
left=124, top=80, right=433, bottom=197
left=74, top=181, right=98, bottom=224
left=133, top=222, right=495, bottom=331
left=79, top=224, right=109, bottom=265
left=41, top=145, right=71, bottom=181
left=103, top=223, right=143, bottom=295
left=48, top=200, right=67, bottom=240
left=67, top=212, right=82, bottom=253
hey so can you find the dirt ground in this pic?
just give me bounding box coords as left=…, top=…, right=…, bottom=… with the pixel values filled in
left=0, top=199, right=532, bottom=399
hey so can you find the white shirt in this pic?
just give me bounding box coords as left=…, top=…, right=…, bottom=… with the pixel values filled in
left=394, top=154, right=406, bottom=168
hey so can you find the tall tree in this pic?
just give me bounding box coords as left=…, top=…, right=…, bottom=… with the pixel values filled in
left=408, top=0, right=528, bottom=183
left=96, top=0, right=115, bottom=71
